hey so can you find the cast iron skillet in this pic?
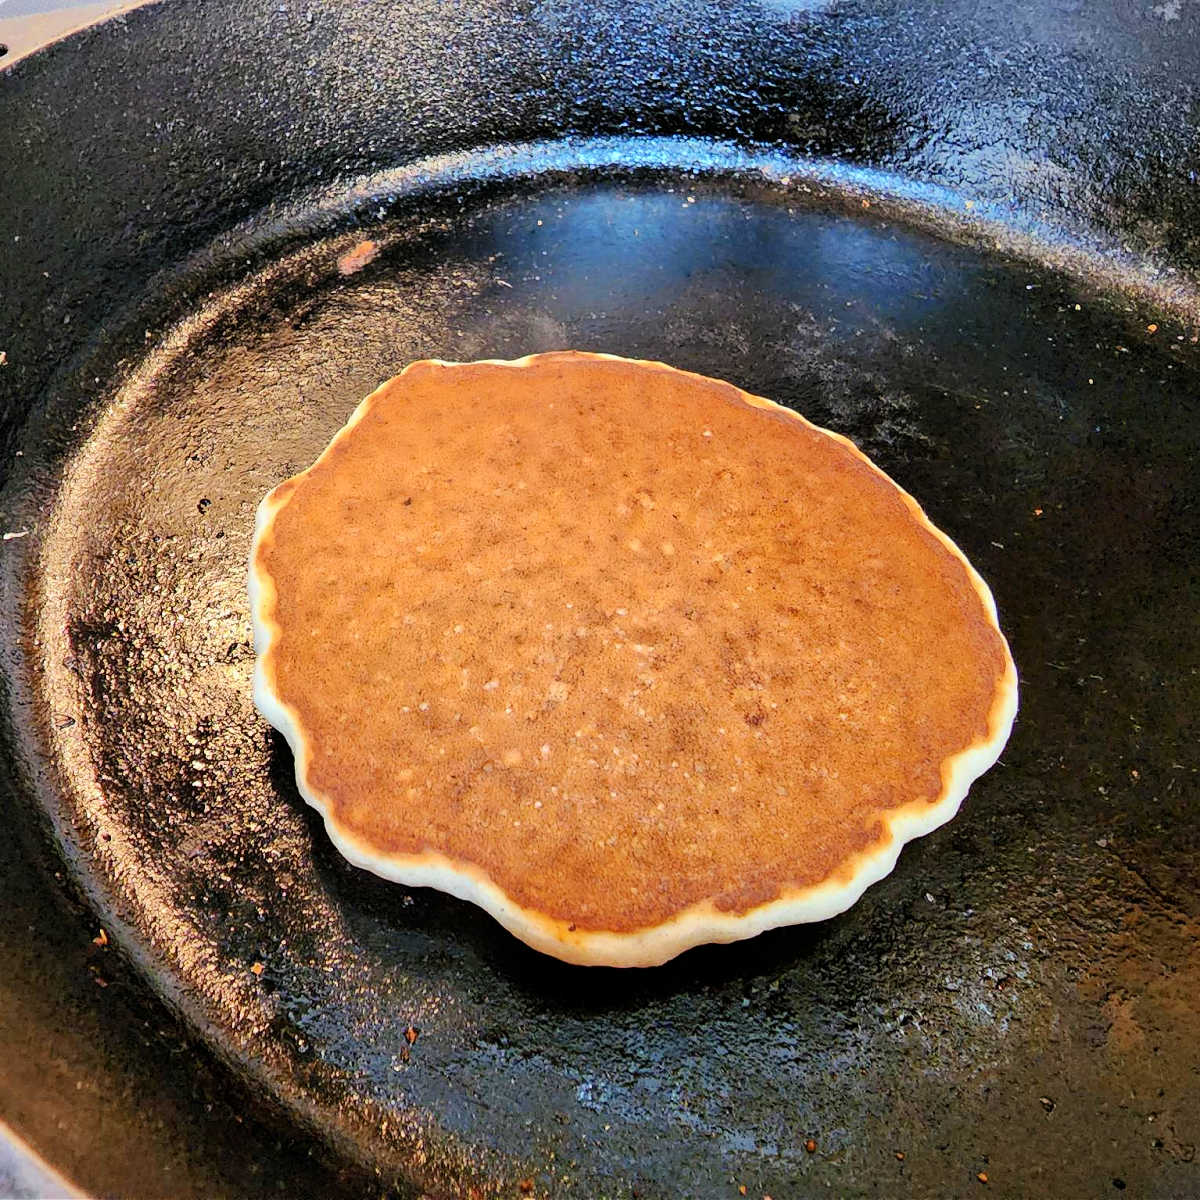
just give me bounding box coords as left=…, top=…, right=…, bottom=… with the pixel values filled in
left=1, top=2, right=1198, bottom=1196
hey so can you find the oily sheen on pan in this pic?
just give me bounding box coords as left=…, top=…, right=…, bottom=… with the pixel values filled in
left=248, top=352, right=1017, bottom=967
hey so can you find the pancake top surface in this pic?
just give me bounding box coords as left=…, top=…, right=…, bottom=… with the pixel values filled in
left=250, top=352, right=1015, bottom=964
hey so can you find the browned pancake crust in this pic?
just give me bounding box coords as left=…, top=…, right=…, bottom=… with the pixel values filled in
left=252, top=352, right=1012, bottom=936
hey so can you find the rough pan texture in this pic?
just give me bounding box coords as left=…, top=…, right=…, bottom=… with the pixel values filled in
left=249, top=352, right=1017, bottom=966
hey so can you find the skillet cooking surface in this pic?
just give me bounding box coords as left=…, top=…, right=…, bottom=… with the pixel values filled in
left=2, top=3, right=1199, bottom=1197
left=13, top=151, right=1200, bottom=1197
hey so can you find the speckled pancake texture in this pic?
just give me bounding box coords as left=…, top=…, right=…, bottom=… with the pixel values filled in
left=249, top=352, right=1017, bottom=966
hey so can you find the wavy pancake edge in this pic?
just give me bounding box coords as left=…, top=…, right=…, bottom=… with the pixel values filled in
left=248, top=351, right=1019, bottom=967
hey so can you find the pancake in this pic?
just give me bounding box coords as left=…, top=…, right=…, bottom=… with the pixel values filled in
left=248, top=351, right=1017, bottom=967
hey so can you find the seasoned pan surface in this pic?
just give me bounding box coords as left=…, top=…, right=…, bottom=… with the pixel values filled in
left=1, top=3, right=1198, bottom=1197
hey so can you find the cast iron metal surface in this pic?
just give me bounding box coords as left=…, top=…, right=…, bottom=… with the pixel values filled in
left=1, top=2, right=1198, bottom=1197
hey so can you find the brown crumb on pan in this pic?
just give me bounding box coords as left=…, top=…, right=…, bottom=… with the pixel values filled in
left=978, top=1172, right=989, bottom=1184
left=805, top=1139, right=817, bottom=1153
left=250, top=961, right=265, bottom=976
left=518, top=1178, right=535, bottom=1194
left=337, top=239, right=380, bottom=276
left=92, top=928, right=108, bottom=947
left=404, top=1025, right=419, bottom=1045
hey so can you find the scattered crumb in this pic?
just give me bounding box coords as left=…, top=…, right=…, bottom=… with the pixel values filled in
left=895, top=1151, right=906, bottom=1161
left=738, top=1187, right=747, bottom=1196
left=0, top=351, right=6, bottom=366
left=1147, top=323, right=1158, bottom=334
left=1039, top=1096, right=1055, bottom=1113
left=404, top=1025, right=419, bottom=1046
left=805, top=1139, right=817, bottom=1153
left=92, top=929, right=108, bottom=947
left=336, top=239, right=380, bottom=276
left=518, top=1179, right=535, bottom=1195
left=1033, top=507, right=1043, bottom=518
left=2, top=530, right=30, bottom=541
left=978, top=1172, right=989, bottom=1184
left=250, top=961, right=265, bottom=976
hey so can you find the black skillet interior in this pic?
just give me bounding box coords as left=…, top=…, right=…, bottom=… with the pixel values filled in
left=1, top=2, right=1198, bottom=1197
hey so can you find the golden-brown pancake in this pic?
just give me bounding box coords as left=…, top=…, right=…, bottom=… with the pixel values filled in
left=249, top=352, right=1017, bottom=967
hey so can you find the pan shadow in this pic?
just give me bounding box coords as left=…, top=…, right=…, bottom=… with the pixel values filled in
left=268, top=733, right=852, bottom=1014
